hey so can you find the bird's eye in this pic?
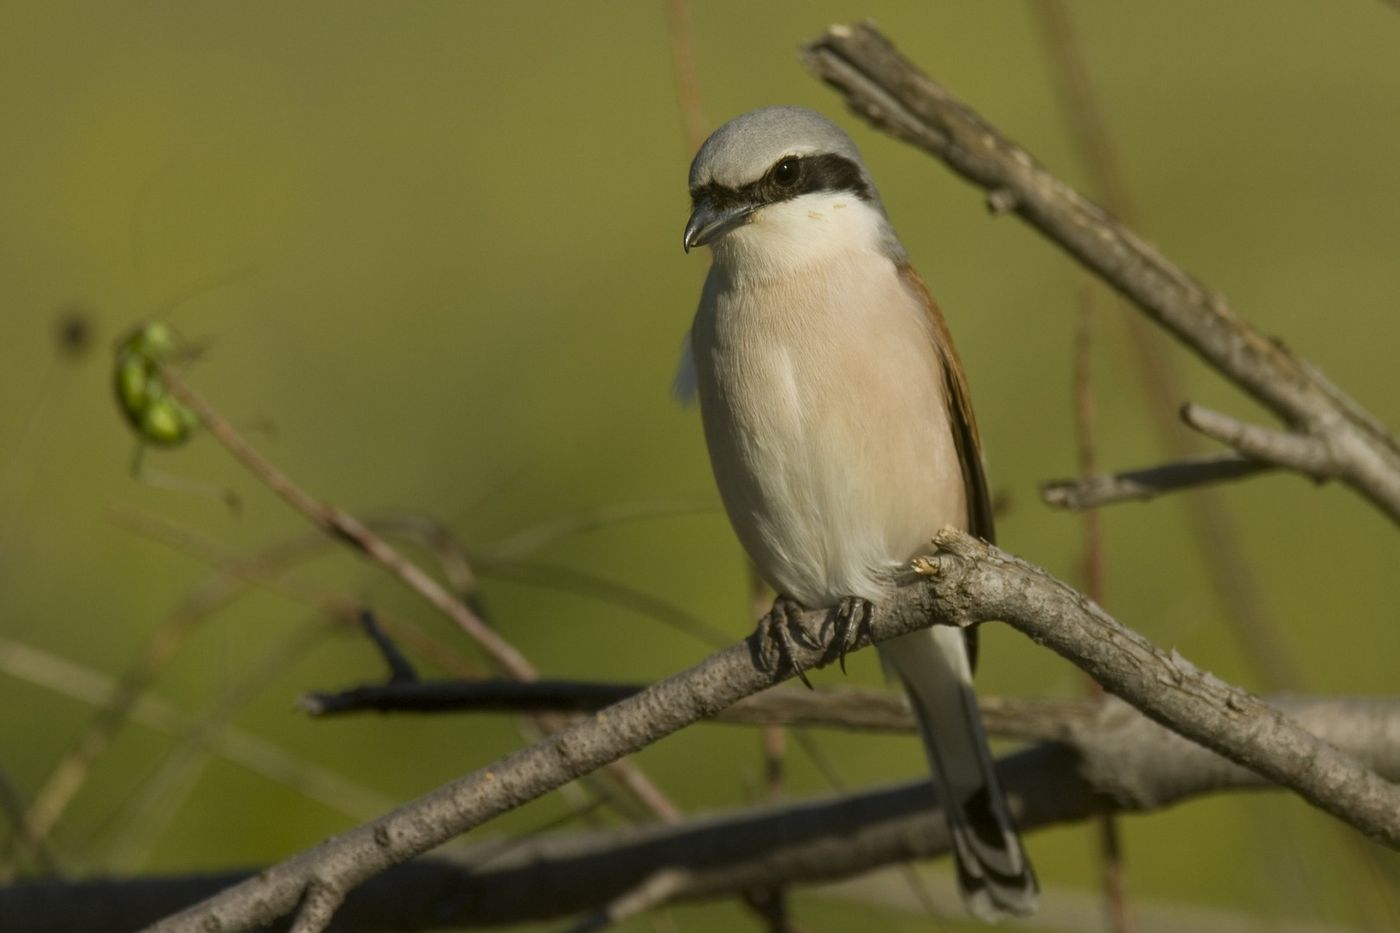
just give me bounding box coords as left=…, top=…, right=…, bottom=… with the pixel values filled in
left=771, top=157, right=800, bottom=188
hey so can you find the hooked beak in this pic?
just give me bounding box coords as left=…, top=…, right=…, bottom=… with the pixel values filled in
left=683, top=196, right=757, bottom=253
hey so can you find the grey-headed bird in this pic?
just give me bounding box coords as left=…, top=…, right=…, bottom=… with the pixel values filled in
left=676, top=106, right=1038, bottom=920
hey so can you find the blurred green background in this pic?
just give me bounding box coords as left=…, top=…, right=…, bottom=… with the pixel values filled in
left=1, top=2, right=1398, bottom=930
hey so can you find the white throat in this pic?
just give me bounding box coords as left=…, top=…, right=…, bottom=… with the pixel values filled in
left=709, top=192, right=895, bottom=285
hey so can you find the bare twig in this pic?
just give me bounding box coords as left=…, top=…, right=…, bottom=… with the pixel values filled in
left=159, top=367, right=536, bottom=680
left=19, top=530, right=324, bottom=847
left=11, top=695, right=1398, bottom=931
left=101, top=617, right=336, bottom=871
left=357, top=611, right=418, bottom=683
left=0, top=637, right=396, bottom=821
left=111, top=511, right=666, bottom=830
left=483, top=501, right=712, bottom=563
left=801, top=23, right=1400, bottom=523
left=1181, top=403, right=1334, bottom=476
left=300, top=677, right=1093, bottom=742
left=1042, top=453, right=1274, bottom=510
left=476, top=559, right=734, bottom=648
left=155, top=368, right=682, bottom=824
left=111, top=508, right=487, bottom=677
left=134, top=531, right=1400, bottom=931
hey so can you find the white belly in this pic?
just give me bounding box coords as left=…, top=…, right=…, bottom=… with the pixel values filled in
left=690, top=252, right=968, bottom=607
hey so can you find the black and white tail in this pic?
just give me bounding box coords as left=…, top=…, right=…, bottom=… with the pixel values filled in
left=879, top=625, right=1039, bottom=921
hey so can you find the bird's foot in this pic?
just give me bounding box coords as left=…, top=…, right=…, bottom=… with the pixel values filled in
left=757, top=596, right=819, bottom=689
left=833, top=596, right=874, bottom=675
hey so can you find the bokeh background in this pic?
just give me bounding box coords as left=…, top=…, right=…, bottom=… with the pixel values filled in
left=1, top=2, right=1398, bottom=930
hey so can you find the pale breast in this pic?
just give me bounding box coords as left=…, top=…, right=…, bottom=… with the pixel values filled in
left=690, top=251, right=968, bottom=607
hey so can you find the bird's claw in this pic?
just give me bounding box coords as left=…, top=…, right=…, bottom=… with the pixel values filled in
left=833, top=596, right=873, bottom=674
left=757, top=595, right=874, bottom=686
left=758, top=597, right=818, bottom=689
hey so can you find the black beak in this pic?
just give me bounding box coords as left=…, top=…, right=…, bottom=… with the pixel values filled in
left=683, top=196, right=757, bottom=253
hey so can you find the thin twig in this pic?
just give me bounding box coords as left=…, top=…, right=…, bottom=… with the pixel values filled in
left=110, top=507, right=491, bottom=678
left=113, top=510, right=671, bottom=829
left=158, top=367, right=536, bottom=680
left=0, top=637, right=396, bottom=821
left=476, top=559, right=733, bottom=648
left=299, top=678, right=1092, bottom=742
left=20, top=530, right=322, bottom=846
left=1181, top=403, right=1334, bottom=475
left=484, top=501, right=712, bottom=563
left=358, top=611, right=418, bottom=683
left=155, top=368, right=682, bottom=825
left=1042, top=453, right=1275, bottom=509
left=100, top=617, right=337, bottom=871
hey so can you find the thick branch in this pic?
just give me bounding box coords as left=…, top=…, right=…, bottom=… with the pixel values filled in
left=131, top=530, right=1399, bottom=931
left=915, top=529, right=1400, bottom=845
left=9, top=696, right=1397, bottom=931
left=802, top=22, right=1400, bottom=522
left=1041, top=452, right=1275, bottom=510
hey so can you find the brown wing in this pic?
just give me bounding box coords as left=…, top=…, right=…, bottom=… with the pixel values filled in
left=897, top=262, right=995, bottom=546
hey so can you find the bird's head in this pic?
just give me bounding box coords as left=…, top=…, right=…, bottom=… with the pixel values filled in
left=683, top=106, right=897, bottom=272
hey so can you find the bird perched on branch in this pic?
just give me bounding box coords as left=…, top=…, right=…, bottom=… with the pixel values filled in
left=675, top=105, right=1038, bottom=920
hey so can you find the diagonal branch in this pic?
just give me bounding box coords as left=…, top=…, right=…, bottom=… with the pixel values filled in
left=155, top=367, right=681, bottom=826
left=9, top=695, right=1397, bottom=931
left=135, top=529, right=1398, bottom=931
left=801, top=22, right=1400, bottom=523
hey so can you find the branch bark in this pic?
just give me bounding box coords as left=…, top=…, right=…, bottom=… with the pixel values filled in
left=1041, top=452, right=1276, bottom=510
left=123, top=529, right=1399, bottom=931
left=9, top=695, right=1397, bottom=932
left=801, top=22, right=1400, bottom=523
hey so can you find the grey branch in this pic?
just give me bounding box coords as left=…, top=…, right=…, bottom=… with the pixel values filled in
left=128, top=529, right=1399, bottom=931
left=1041, top=452, right=1275, bottom=510
left=8, top=695, right=1397, bottom=931
left=802, top=23, right=1400, bottom=523
left=1180, top=404, right=1335, bottom=476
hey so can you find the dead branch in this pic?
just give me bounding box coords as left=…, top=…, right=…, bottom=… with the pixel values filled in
left=300, top=678, right=1094, bottom=743
left=117, top=529, right=1400, bottom=931
left=801, top=22, right=1400, bottom=523
left=7, top=695, right=1396, bottom=931
left=1042, top=452, right=1275, bottom=510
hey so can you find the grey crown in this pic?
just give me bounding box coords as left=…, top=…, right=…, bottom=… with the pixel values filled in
left=688, top=105, right=874, bottom=193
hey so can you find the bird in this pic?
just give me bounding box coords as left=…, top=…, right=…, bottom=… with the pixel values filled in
left=675, top=105, right=1038, bottom=920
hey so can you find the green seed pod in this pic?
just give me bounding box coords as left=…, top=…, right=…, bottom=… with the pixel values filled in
left=114, top=322, right=199, bottom=446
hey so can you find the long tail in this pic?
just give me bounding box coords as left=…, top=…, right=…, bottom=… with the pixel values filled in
left=878, top=625, right=1039, bottom=921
